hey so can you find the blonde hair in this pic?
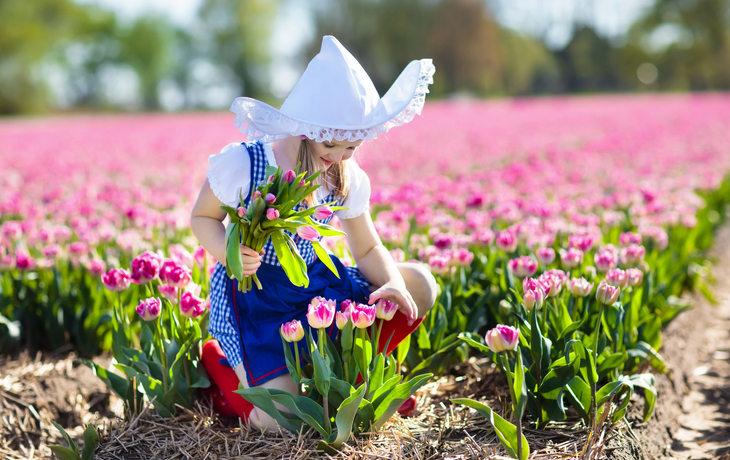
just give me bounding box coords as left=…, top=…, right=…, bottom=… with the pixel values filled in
left=297, top=139, right=350, bottom=206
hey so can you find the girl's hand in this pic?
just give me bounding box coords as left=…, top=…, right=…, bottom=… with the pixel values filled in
left=240, top=245, right=265, bottom=276
left=368, top=281, right=418, bottom=326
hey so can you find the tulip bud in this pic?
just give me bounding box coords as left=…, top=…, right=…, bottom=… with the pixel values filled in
left=397, top=395, right=417, bottom=417
left=266, top=208, right=280, bottom=220
left=158, top=284, right=178, bottom=304
left=136, top=297, right=162, bottom=321
left=282, top=170, right=296, bottom=183
left=496, top=231, right=518, bottom=253
left=535, top=247, right=556, bottom=266
left=568, top=277, right=594, bottom=297
left=281, top=319, right=305, bottom=342
left=265, top=193, right=276, bottom=205
left=306, top=296, right=336, bottom=329
left=606, top=268, right=628, bottom=289
left=350, top=303, right=377, bottom=328
left=313, top=205, right=334, bottom=221
left=237, top=207, right=247, bottom=218
left=376, top=299, right=398, bottom=321
left=335, top=311, right=351, bottom=329
left=508, top=256, right=538, bottom=278
left=297, top=226, right=321, bottom=242
left=560, top=248, right=584, bottom=269
left=596, top=281, right=620, bottom=305
left=267, top=174, right=275, bottom=184
left=499, top=299, right=512, bottom=317
left=102, top=268, right=131, bottom=292
left=626, top=268, right=643, bottom=287
left=485, top=325, right=520, bottom=352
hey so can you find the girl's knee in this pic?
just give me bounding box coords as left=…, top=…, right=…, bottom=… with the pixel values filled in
left=248, top=407, right=280, bottom=432
left=398, top=263, right=439, bottom=318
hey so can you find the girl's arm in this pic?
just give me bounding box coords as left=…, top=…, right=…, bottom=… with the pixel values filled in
left=190, top=178, right=262, bottom=273
left=339, top=212, right=418, bottom=324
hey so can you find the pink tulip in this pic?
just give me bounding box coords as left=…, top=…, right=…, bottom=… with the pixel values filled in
left=193, top=245, right=207, bottom=267
left=42, top=244, right=61, bottom=259
left=376, top=299, right=398, bottom=321
left=86, top=258, right=107, bottom=277
left=508, top=256, right=537, bottom=278
left=131, top=251, right=160, bottom=284
left=313, top=205, right=334, bottom=220
left=496, top=231, right=517, bottom=253
left=626, top=268, right=644, bottom=287
left=297, top=226, right=320, bottom=242
left=265, top=193, right=276, bottom=205
left=428, top=255, right=450, bottom=276
left=568, top=235, right=594, bottom=252
left=568, top=277, right=594, bottom=297
left=619, top=244, right=645, bottom=267
left=594, top=250, right=618, bottom=273
left=236, top=207, right=247, bottom=218
left=335, top=311, right=351, bottom=329
left=390, top=248, right=406, bottom=263
left=1, top=221, right=23, bottom=241
left=158, top=284, right=178, bottom=304
left=619, top=232, right=642, bottom=247
left=267, top=174, right=275, bottom=184
left=538, top=269, right=568, bottom=297
left=252, top=190, right=262, bottom=201
left=266, top=208, right=280, bottom=220
left=606, top=268, right=628, bottom=289
left=282, top=170, right=296, bottom=183
left=485, top=325, right=520, bottom=352
left=180, top=291, right=205, bottom=318
left=448, top=248, right=474, bottom=267
left=68, top=241, right=88, bottom=256
left=535, top=247, right=556, bottom=265
left=160, top=259, right=191, bottom=288
left=306, top=296, right=336, bottom=329
left=15, top=248, right=36, bottom=271
left=136, top=297, right=162, bottom=321
left=433, top=233, right=453, bottom=249
left=596, top=282, right=620, bottom=305
left=350, top=303, right=377, bottom=329
left=281, top=319, right=305, bottom=342
left=102, top=268, right=131, bottom=291
left=560, top=248, right=584, bottom=268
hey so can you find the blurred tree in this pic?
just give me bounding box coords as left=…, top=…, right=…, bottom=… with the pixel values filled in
left=498, top=28, right=561, bottom=95
left=198, top=0, right=279, bottom=101
left=118, top=17, right=176, bottom=110
left=0, top=0, right=116, bottom=114
left=626, top=0, right=730, bottom=90
left=554, top=26, right=621, bottom=92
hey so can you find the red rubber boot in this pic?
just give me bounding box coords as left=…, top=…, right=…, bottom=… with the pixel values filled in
left=201, top=340, right=254, bottom=421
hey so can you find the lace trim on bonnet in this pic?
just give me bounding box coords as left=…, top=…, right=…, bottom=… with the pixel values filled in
left=231, top=59, right=435, bottom=144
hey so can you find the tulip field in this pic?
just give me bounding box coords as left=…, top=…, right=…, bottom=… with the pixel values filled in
left=2, top=93, right=730, bottom=459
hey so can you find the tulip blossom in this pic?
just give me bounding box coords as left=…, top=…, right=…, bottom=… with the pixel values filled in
left=485, top=325, right=520, bottom=352
left=136, top=297, right=162, bottom=321
left=626, top=268, right=644, bottom=287
left=596, top=282, right=620, bottom=305
left=307, top=296, right=336, bottom=329
left=448, top=248, right=474, bottom=267
left=68, top=241, right=88, bottom=256
left=376, top=299, right=398, bottom=321
left=313, top=205, right=334, bottom=220
left=281, top=320, right=305, bottom=342
left=42, top=244, right=61, bottom=259
left=350, top=303, right=377, bottom=329
left=131, top=251, right=160, bottom=284
left=535, top=247, right=556, bottom=265
left=265, top=193, right=276, bottom=205
left=297, top=226, right=321, bottom=242
left=86, top=258, right=107, bottom=277
left=568, top=277, right=594, bottom=297
left=158, top=284, right=178, bottom=303
left=568, top=235, right=594, bottom=252
left=15, top=248, right=36, bottom=271
left=606, top=268, right=628, bottom=289
left=560, top=248, right=584, bottom=268
left=619, top=232, right=642, bottom=247
left=335, top=310, right=351, bottom=329
left=236, top=207, right=247, bottom=218
left=0, top=255, right=15, bottom=271
left=620, top=244, right=645, bottom=267
left=282, top=170, right=296, bottom=183
left=266, top=208, right=280, bottom=220
left=160, top=259, right=192, bottom=288
left=102, top=268, right=131, bottom=291
left=193, top=245, right=207, bottom=267
left=594, top=250, right=618, bottom=273
left=397, top=395, right=418, bottom=417
left=496, top=231, right=518, bottom=253
left=428, top=255, right=450, bottom=275
left=508, top=256, right=538, bottom=278
left=180, top=291, right=206, bottom=318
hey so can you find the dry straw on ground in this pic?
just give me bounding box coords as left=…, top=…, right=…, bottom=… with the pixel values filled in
left=1, top=350, right=620, bottom=460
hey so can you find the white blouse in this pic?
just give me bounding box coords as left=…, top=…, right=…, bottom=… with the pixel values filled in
left=207, top=142, right=371, bottom=220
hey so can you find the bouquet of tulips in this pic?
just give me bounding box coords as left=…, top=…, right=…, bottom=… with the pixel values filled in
left=236, top=296, right=432, bottom=451
left=221, top=165, right=347, bottom=292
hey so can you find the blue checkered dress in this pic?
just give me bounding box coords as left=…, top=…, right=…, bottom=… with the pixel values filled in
left=208, top=141, right=372, bottom=386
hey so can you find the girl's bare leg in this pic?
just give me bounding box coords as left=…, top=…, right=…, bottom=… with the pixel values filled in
left=235, top=364, right=296, bottom=432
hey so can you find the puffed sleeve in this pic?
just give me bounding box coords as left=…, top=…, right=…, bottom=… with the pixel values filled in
left=336, top=160, right=371, bottom=219
left=206, top=143, right=251, bottom=208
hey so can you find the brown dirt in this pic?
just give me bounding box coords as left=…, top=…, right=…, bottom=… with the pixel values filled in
left=607, top=223, right=730, bottom=460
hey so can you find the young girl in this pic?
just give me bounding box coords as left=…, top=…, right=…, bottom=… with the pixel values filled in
left=190, top=36, right=437, bottom=431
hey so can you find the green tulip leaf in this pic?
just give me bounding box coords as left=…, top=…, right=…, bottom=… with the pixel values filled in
left=451, top=398, right=530, bottom=460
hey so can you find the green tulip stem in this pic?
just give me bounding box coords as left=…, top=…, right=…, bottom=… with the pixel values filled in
left=590, top=303, right=605, bottom=429
left=317, top=327, right=331, bottom=433
left=374, top=319, right=384, bottom=358
left=294, top=341, right=302, bottom=382
left=155, top=316, right=169, bottom=394
left=503, top=350, right=522, bottom=460
left=359, top=328, right=370, bottom=396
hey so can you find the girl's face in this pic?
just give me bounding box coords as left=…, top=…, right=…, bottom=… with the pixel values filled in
left=307, top=139, right=363, bottom=169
